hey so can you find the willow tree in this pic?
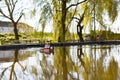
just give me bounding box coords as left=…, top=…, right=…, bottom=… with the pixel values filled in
left=32, top=0, right=87, bottom=42
left=81, top=0, right=118, bottom=40
left=32, top=1, right=87, bottom=80
left=0, top=0, right=24, bottom=40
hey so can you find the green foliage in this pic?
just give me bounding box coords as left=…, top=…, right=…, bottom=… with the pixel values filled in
left=30, top=8, right=36, bottom=18
left=39, top=3, right=52, bottom=31
left=31, top=0, right=119, bottom=42
left=30, top=31, right=53, bottom=40
left=105, top=0, right=118, bottom=22
left=34, top=0, right=53, bottom=33
left=53, top=12, right=62, bottom=41
left=88, top=30, right=120, bottom=41
left=81, top=0, right=118, bottom=31
left=0, top=31, right=53, bottom=44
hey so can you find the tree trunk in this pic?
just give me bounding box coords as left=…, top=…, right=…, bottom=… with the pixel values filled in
left=61, top=1, right=68, bottom=80
left=77, top=25, right=84, bottom=42
left=13, top=22, right=19, bottom=40
left=80, top=26, right=84, bottom=42
left=62, top=47, right=68, bottom=80
left=60, top=0, right=66, bottom=42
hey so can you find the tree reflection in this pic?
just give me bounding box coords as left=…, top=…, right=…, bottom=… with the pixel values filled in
left=0, top=50, right=25, bottom=80
left=38, top=45, right=119, bottom=80
left=62, top=47, right=68, bottom=80
left=54, top=46, right=84, bottom=80
left=77, top=46, right=85, bottom=68
left=83, top=45, right=118, bottom=80
left=0, top=45, right=117, bottom=80
left=53, top=47, right=68, bottom=80
left=39, top=46, right=78, bottom=80
left=39, top=54, right=54, bottom=80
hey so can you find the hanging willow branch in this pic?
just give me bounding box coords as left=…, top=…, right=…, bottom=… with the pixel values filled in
left=66, top=0, right=87, bottom=10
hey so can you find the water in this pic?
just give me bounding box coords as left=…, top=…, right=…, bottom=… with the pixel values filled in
left=0, top=45, right=120, bottom=80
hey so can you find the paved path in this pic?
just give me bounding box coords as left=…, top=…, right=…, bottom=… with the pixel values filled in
left=0, top=40, right=120, bottom=50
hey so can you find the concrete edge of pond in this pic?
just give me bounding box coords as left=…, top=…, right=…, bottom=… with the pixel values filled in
left=0, top=41, right=120, bottom=50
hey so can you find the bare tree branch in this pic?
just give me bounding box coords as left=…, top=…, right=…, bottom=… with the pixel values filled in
left=0, top=0, right=24, bottom=40
left=13, top=70, right=17, bottom=80
left=16, top=12, right=23, bottom=23
left=8, top=0, right=12, bottom=11
left=11, top=0, right=18, bottom=14
left=18, top=61, right=25, bottom=71
left=0, top=65, right=12, bottom=79
left=0, top=9, right=11, bottom=20
left=66, top=0, right=87, bottom=10
left=5, top=0, right=11, bottom=14
left=4, top=0, right=15, bottom=21
left=66, top=5, right=78, bottom=29
left=10, top=63, right=15, bottom=80
left=73, top=17, right=80, bottom=20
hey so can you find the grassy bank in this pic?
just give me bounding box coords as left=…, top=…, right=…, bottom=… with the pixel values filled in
left=0, top=30, right=120, bottom=45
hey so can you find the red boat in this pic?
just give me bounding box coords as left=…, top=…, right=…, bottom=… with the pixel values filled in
left=40, top=44, right=54, bottom=54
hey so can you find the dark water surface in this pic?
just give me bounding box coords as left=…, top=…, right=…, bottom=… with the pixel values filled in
left=0, top=45, right=120, bottom=80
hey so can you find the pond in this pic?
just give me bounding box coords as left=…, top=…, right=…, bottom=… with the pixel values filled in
left=0, top=45, right=120, bottom=80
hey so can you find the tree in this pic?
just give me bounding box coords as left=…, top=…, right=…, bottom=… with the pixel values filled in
left=0, top=0, right=24, bottom=40
left=55, top=0, right=87, bottom=42
left=32, top=0, right=87, bottom=42
left=81, top=0, right=118, bottom=40
left=0, top=50, right=25, bottom=80
left=74, top=11, right=85, bottom=42
left=31, top=0, right=119, bottom=42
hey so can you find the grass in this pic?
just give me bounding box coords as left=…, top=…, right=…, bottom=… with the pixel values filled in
left=0, top=30, right=120, bottom=45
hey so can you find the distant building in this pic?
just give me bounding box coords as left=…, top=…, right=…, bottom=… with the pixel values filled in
left=84, top=35, right=94, bottom=41
left=0, top=21, right=34, bottom=33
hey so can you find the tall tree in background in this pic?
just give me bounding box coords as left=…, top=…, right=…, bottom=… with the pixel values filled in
left=32, top=0, right=87, bottom=42
left=0, top=0, right=24, bottom=40
left=32, top=0, right=118, bottom=41
left=32, top=1, right=86, bottom=80
left=82, top=0, right=118, bottom=40
left=74, top=11, right=86, bottom=42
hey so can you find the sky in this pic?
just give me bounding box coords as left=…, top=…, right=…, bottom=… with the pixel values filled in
left=20, top=0, right=53, bottom=32
left=0, top=0, right=120, bottom=33
left=111, top=12, right=120, bottom=33
left=22, top=0, right=120, bottom=33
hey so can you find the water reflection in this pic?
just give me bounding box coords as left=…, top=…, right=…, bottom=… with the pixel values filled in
left=77, top=46, right=85, bottom=69
left=0, top=45, right=119, bottom=80
left=82, top=45, right=118, bottom=80
left=0, top=49, right=36, bottom=80
left=0, top=50, right=26, bottom=80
